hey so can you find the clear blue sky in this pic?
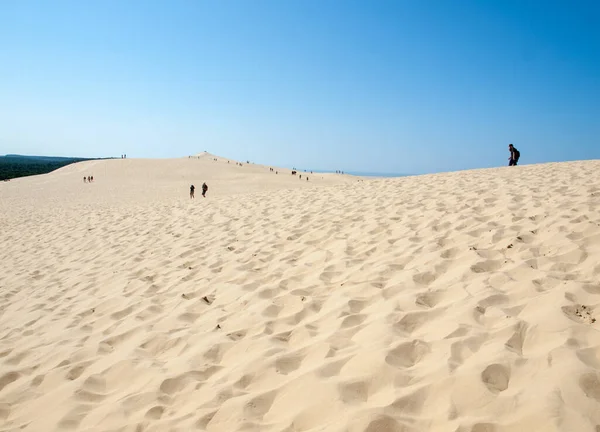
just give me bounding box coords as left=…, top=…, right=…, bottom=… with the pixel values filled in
left=1, top=0, right=598, bottom=174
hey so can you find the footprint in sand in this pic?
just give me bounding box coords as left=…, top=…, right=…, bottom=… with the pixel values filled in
left=243, top=390, right=277, bottom=419
left=583, top=283, right=600, bottom=295
left=347, top=299, right=369, bottom=313
left=414, top=290, right=442, bottom=308
left=0, top=403, right=10, bottom=421
left=440, top=247, right=460, bottom=259
left=177, top=312, right=201, bottom=323
left=470, top=260, right=503, bottom=274
left=562, top=304, right=597, bottom=324
left=385, top=340, right=430, bottom=368
left=362, top=415, right=405, bottom=432
left=159, top=372, right=200, bottom=395
left=262, top=304, right=282, bottom=318
left=576, top=346, right=600, bottom=369
left=580, top=372, right=600, bottom=401
left=340, top=313, right=367, bottom=329
left=66, top=361, right=94, bottom=381
left=449, top=335, right=486, bottom=370
left=412, top=271, right=437, bottom=286
left=144, top=405, right=165, bottom=420
left=0, top=371, right=20, bottom=392
left=470, top=423, right=498, bottom=432
left=338, top=379, right=369, bottom=404
left=227, top=330, right=247, bottom=341
left=394, top=311, right=439, bottom=335
left=110, top=305, right=134, bottom=320
left=274, top=353, right=305, bottom=374
left=481, top=364, right=510, bottom=393
left=4, top=351, right=29, bottom=366
left=30, top=374, right=45, bottom=387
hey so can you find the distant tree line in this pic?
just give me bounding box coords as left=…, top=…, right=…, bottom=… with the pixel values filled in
left=0, top=155, right=107, bottom=181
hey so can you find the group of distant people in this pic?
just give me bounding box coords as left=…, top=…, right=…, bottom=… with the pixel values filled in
left=83, top=175, right=94, bottom=183
left=190, top=182, right=208, bottom=199
left=120, top=154, right=127, bottom=159
left=290, top=170, right=310, bottom=181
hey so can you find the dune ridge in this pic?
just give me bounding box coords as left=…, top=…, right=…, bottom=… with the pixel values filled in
left=1, top=157, right=600, bottom=431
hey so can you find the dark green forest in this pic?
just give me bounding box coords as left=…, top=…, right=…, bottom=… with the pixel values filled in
left=0, top=155, right=101, bottom=181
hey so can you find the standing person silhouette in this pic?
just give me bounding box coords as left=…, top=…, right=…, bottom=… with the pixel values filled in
left=202, top=182, right=208, bottom=198
left=508, top=144, right=520, bottom=166
left=190, top=184, right=195, bottom=199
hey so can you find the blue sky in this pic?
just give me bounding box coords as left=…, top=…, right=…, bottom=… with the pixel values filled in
left=1, top=0, right=598, bottom=174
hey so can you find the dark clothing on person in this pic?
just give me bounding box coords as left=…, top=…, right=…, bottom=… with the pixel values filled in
left=509, top=146, right=520, bottom=166
left=190, top=185, right=195, bottom=198
left=202, top=183, right=208, bottom=197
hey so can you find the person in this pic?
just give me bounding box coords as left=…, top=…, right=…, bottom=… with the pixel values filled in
left=508, top=144, right=520, bottom=166
left=202, top=182, right=208, bottom=197
left=190, top=184, right=195, bottom=199
left=83, top=176, right=87, bottom=183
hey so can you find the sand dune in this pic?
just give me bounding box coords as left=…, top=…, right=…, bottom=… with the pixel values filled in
left=0, top=153, right=349, bottom=210
left=1, top=156, right=600, bottom=432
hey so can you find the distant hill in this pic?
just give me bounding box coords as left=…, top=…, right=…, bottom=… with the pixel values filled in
left=0, top=155, right=107, bottom=181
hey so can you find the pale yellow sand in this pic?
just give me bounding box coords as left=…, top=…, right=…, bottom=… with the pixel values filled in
left=1, top=155, right=600, bottom=432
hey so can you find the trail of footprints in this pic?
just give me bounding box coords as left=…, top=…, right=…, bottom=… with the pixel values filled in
left=1, top=161, right=600, bottom=431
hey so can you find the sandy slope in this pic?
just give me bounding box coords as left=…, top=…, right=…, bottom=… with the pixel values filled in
left=0, top=153, right=345, bottom=210
left=1, top=156, right=600, bottom=432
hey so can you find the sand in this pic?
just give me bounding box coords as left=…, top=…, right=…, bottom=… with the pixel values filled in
left=1, top=154, right=600, bottom=432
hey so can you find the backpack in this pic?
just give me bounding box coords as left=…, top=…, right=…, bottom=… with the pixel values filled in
left=514, top=149, right=520, bottom=160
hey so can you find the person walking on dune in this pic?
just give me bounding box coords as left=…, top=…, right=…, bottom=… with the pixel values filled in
left=190, top=184, right=195, bottom=199
left=508, top=144, right=520, bottom=166
left=202, top=182, right=208, bottom=198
